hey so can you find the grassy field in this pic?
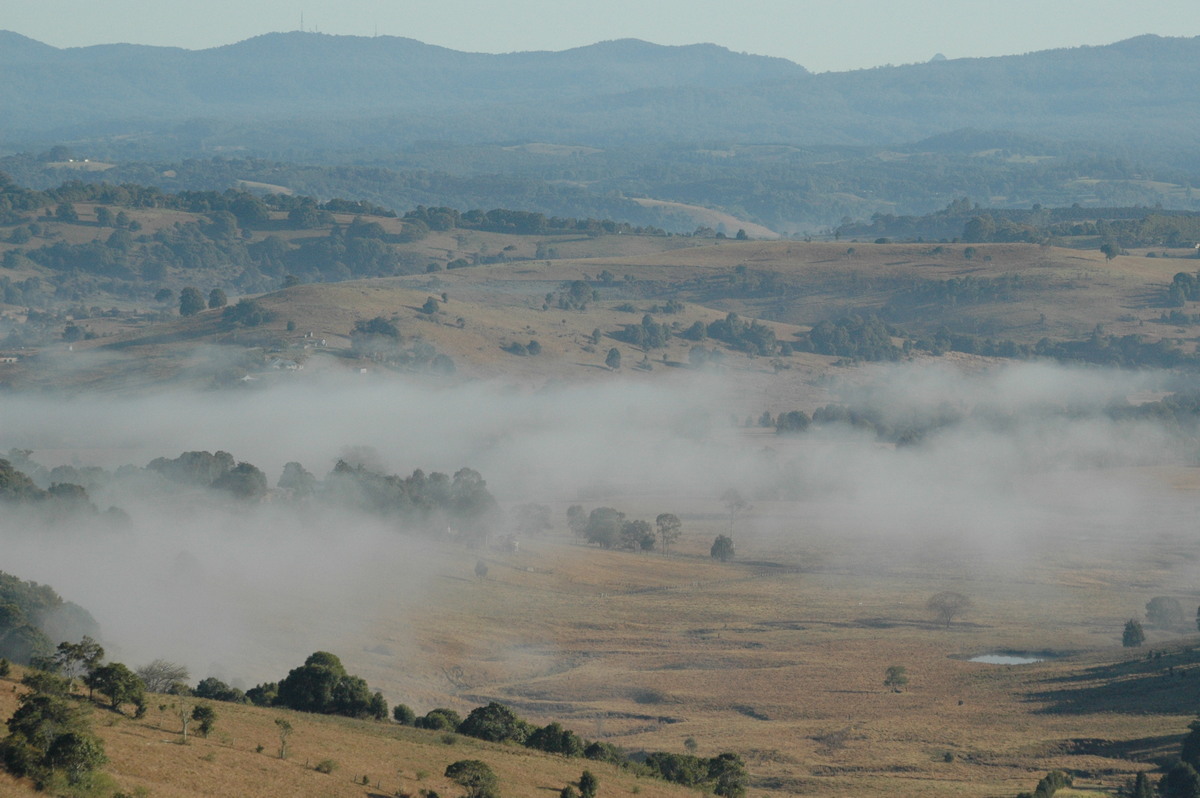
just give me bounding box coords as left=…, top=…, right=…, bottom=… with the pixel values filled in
left=4, top=477, right=1196, bottom=797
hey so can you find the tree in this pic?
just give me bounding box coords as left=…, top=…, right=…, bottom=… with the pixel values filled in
left=212, top=461, right=268, bottom=499
left=579, top=770, right=599, bottom=798
left=178, top=701, right=194, bottom=744
left=1100, top=242, right=1120, bottom=261
left=620, top=519, right=656, bottom=551
left=655, top=513, right=682, bottom=556
left=421, top=296, right=440, bottom=314
left=605, top=347, right=621, bottom=370
left=392, top=704, right=416, bottom=725
left=1182, top=718, right=1200, bottom=769
left=1131, top=771, right=1155, bottom=798
left=720, top=489, right=749, bottom=534
left=0, top=670, right=107, bottom=788
left=926, top=591, right=971, bottom=628
left=84, top=662, right=144, bottom=712
left=445, top=759, right=500, bottom=798
left=710, top=534, right=735, bottom=562
left=526, top=722, right=585, bottom=756
left=191, top=704, right=216, bottom=738
left=585, top=507, right=626, bottom=549
left=1161, top=761, right=1200, bottom=798
left=274, top=717, right=292, bottom=759
left=193, top=677, right=246, bottom=703
left=475, top=559, right=489, bottom=580
left=179, top=287, right=205, bottom=316
left=136, top=659, right=189, bottom=693
left=1123, top=619, right=1146, bottom=647
left=1147, top=596, right=1185, bottom=628
left=566, top=505, right=587, bottom=538
left=53, top=637, right=104, bottom=688
left=708, top=753, right=748, bottom=798
left=884, top=665, right=909, bottom=691
left=457, top=701, right=532, bottom=744
left=415, top=708, right=461, bottom=731
left=207, top=288, right=228, bottom=309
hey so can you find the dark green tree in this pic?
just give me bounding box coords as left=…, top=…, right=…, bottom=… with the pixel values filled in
left=708, top=752, right=748, bottom=798
left=84, top=662, right=144, bottom=713
left=179, top=287, right=205, bottom=316
left=207, top=288, right=228, bottom=309
left=605, top=347, right=621, bottom=370
left=1123, top=619, right=1146, bottom=647
left=710, top=534, right=735, bottom=562
left=526, top=722, right=585, bottom=756
left=1161, top=762, right=1200, bottom=798
left=1131, top=771, right=1154, bottom=798
left=415, top=708, right=461, bottom=731
left=457, top=702, right=532, bottom=744
left=579, top=770, right=599, bottom=798
left=1181, top=718, right=1200, bottom=769
left=392, top=704, right=416, bottom=725
left=191, top=704, right=216, bottom=737
left=445, top=759, right=500, bottom=798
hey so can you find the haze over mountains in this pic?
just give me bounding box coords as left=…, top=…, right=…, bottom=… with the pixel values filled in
left=2, top=31, right=1198, bottom=153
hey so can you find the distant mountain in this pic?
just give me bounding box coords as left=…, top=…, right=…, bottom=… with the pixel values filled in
left=1, top=31, right=1197, bottom=153
left=0, top=32, right=805, bottom=138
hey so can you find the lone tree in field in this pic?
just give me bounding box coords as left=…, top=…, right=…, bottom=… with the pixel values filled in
left=579, top=770, right=599, bottom=798
left=711, top=534, right=735, bottom=562
left=926, top=591, right=971, bottom=628
left=1146, top=596, right=1185, bottom=628
left=605, top=347, right=622, bottom=371
left=274, top=718, right=292, bottom=759
left=720, top=488, right=749, bottom=534
left=883, top=665, right=909, bottom=692
left=656, top=513, right=682, bottom=556
left=1123, top=619, right=1146, bottom=647
left=445, top=759, right=500, bottom=798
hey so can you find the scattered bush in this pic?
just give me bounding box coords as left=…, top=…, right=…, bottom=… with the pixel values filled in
left=314, top=759, right=337, bottom=774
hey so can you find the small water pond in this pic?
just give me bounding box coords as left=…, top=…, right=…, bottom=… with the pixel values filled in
left=967, top=652, right=1049, bottom=665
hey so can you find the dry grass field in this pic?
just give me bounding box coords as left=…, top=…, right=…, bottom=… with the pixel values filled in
left=4, top=466, right=1198, bottom=798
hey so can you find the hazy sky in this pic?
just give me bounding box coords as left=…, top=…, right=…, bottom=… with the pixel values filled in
left=6, top=0, right=1200, bottom=72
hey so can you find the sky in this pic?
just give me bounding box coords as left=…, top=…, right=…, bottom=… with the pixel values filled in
left=6, top=0, right=1200, bottom=73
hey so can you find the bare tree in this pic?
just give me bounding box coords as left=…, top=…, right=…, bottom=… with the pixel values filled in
left=926, top=592, right=971, bottom=628
left=178, top=700, right=194, bottom=745
left=721, top=489, right=750, bottom=534
left=136, top=659, right=190, bottom=693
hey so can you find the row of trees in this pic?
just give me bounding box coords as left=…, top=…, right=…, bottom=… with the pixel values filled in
left=568, top=506, right=683, bottom=554
left=390, top=699, right=746, bottom=797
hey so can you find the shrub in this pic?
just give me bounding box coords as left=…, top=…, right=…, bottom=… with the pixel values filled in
left=393, top=703, right=416, bottom=725
left=314, top=759, right=337, bottom=774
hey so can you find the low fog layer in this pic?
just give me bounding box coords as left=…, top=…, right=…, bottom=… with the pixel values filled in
left=0, top=360, right=1192, bottom=687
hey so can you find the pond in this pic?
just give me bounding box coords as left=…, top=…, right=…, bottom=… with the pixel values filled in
left=968, top=653, right=1045, bottom=665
